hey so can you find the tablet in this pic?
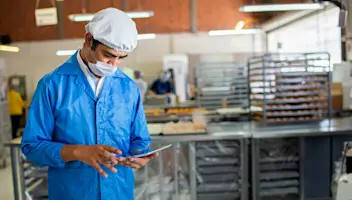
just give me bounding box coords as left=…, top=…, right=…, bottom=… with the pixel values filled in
left=131, top=144, right=172, bottom=158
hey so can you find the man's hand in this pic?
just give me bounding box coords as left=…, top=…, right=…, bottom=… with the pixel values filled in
left=61, top=145, right=123, bottom=178
left=120, top=153, right=158, bottom=169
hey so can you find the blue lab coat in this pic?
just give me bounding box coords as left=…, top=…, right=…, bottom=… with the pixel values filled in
left=21, top=51, right=151, bottom=200
left=149, top=79, right=174, bottom=95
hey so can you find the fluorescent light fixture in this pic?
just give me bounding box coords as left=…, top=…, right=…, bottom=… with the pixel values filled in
left=0, top=45, right=19, bottom=52
left=209, top=29, right=262, bottom=36
left=127, top=11, right=154, bottom=18
left=56, top=34, right=156, bottom=56
left=56, top=50, right=77, bottom=56
left=137, top=33, right=156, bottom=40
left=239, top=3, right=324, bottom=12
left=69, top=11, right=154, bottom=22
left=235, top=21, right=246, bottom=30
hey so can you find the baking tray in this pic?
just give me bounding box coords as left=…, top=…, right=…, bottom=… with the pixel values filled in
left=265, top=111, right=328, bottom=117
left=266, top=99, right=327, bottom=104
left=260, top=187, right=299, bottom=197
left=266, top=105, right=328, bottom=111
left=196, top=158, right=240, bottom=166
left=260, top=171, right=299, bottom=181
left=260, top=180, right=299, bottom=189
left=276, top=77, right=328, bottom=84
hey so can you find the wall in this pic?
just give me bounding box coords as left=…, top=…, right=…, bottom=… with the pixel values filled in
left=266, top=7, right=342, bottom=66
left=0, top=32, right=265, bottom=100
left=0, top=0, right=252, bottom=41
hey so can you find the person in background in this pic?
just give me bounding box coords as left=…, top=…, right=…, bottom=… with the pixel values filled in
left=148, top=70, right=174, bottom=96
left=134, top=70, right=147, bottom=101
left=7, top=83, right=26, bottom=139
left=21, top=8, right=157, bottom=200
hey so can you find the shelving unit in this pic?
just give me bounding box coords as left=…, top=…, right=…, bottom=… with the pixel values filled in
left=248, top=52, right=331, bottom=123
left=0, top=59, right=11, bottom=168
left=22, top=156, right=49, bottom=199
left=248, top=53, right=331, bottom=123
left=191, top=140, right=247, bottom=200
left=0, top=101, right=11, bottom=168
left=196, top=62, right=250, bottom=112
left=252, top=138, right=301, bottom=200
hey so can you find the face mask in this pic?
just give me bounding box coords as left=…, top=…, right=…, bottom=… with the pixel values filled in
left=160, top=77, right=169, bottom=83
left=84, top=50, right=118, bottom=77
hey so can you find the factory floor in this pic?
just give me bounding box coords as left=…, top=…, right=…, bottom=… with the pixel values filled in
left=0, top=164, right=14, bottom=200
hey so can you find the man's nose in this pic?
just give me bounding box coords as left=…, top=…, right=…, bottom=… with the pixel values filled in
left=108, top=58, right=121, bottom=67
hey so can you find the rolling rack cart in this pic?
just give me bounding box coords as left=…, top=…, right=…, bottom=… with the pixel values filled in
left=188, top=139, right=248, bottom=200
left=248, top=52, right=331, bottom=200
left=196, top=61, right=250, bottom=120
left=248, top=52, right=332, bottom=123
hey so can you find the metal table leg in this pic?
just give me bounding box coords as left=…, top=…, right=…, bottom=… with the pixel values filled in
left=158, top=151, right=164, bottom=199
left=173, top=142, right=179, bottom=200
left=241, top=139, right=249, bottom=200
left=252, top=139, right=260, bottom=200
left=143, top=164, right=150, bottom=200
left=18, top=149, right=26, bottom=200
left=188, top=142, right=196, bottom=200
left=10, top=146, right=20, bottom=200
left=299, top=137, right=305, bottom=200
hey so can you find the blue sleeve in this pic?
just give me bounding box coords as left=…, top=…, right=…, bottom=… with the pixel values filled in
left=168, top=81, right=174, bottom=93
left=21, top=77, right=66, bottom=168
left=129, top=90, right=152, bottom=156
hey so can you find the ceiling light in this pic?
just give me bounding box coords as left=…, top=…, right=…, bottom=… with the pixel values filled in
left=235, top=21, right=246, bottom=30
left=239, top=3, right=325, bottom=12
left=56, top=34, right=156, bottom=56
left=137, top=33, right=156, bottom=40
left=209, top=29, right=262, bottom=36
left=56, top=50, right=77, bottom=56
left=68, top=11, right=154, bottom=22
left=0, top=45, right=19, bottom=52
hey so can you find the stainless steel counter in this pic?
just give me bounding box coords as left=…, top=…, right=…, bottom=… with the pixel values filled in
left=6, top=117, right=352, bottom=146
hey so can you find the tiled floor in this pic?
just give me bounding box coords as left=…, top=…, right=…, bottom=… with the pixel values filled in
left=0, top=164, right=14, bottom=200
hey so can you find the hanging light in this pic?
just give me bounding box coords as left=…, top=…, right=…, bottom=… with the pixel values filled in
left=0, top=45, right=19, bottom=52
left=208, top=29, right=262, bottom=36
left=239, top=3, right=325, bottom=12
left=68, top=11, right=154, bottom=22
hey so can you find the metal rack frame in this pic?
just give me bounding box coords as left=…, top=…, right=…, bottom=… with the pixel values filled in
left=248, top=52, right=332, bottom=123
left=196, top=62, right=250, bottom=112
left=251, top=137, right=303, bottom=200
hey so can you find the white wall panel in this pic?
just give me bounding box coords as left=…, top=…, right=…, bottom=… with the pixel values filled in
left=267, top=7, right=342, bottom=66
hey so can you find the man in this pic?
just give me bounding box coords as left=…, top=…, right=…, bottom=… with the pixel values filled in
left=21, top=8, right=157, bottom=200
left=133, top=70, right=147, bottom=102
left=148, top=70, right=174, bottom=96
left=7, top=82, right=27, bottom=139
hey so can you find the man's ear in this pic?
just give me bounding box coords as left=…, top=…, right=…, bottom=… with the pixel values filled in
left=84, top=32, right=93, bottom=47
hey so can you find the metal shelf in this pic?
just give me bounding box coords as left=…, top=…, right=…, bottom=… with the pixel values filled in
left=196, top=61, right=250, bottom=112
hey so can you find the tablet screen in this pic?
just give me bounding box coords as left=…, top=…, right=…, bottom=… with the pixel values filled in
left=132, top=144, right=172, bottom=158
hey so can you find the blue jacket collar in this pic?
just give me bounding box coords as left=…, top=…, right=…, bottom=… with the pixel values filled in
left=56, top=50, right=126, bottom=78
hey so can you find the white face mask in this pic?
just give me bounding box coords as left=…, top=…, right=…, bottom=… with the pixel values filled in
left=85, top=50, right=118, bottom=77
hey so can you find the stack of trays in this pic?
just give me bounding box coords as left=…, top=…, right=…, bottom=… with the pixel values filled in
left=195, top=140, right=241, bottom=200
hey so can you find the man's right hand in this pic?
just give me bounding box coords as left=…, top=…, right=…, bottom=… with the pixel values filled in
left=61, top=145, right=123, bottom=178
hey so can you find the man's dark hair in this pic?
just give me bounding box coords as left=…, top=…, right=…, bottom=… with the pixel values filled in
left=91, top=38, right=103, bottom=50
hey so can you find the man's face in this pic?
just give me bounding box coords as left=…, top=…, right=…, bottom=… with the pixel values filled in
left=85, top=33, right=128, bottom=67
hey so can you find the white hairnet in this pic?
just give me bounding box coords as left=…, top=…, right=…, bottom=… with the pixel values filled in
left=85, top=7, right=138, bottom=52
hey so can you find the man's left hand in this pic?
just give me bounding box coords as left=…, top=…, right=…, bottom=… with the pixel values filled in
left=119, top=153, right=158, bottom=169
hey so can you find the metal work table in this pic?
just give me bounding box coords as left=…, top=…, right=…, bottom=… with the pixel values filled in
left=5, top=125, right=249, bottom=200
left=5, top=117, right=352, bottom=200
left=143, top=101, right=197, bottom=110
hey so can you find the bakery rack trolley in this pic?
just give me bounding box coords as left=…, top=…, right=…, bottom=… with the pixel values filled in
left=248, top=52, right=332, bottom=124
left=195, top=61, right=250, bottom=120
